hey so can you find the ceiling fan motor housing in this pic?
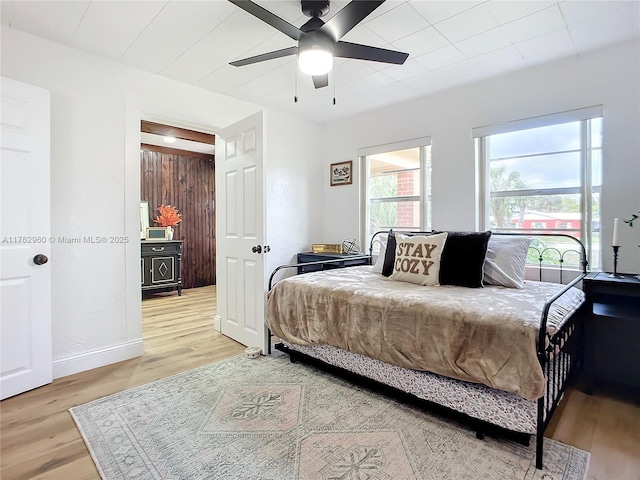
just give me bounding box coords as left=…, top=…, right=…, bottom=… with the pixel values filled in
left=301, top=0, right=330, bottom=18
left=300, top=16, right=326, bottom=34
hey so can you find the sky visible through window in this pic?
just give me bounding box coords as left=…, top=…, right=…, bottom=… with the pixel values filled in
left=486, top=117, right=602, bottom=268
left=489, top=120, right=602, bottom=190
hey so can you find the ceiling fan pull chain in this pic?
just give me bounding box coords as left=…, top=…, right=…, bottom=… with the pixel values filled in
left=333, top=69, right=336, bottom=105
left=294, top=58, right=299, bottom=103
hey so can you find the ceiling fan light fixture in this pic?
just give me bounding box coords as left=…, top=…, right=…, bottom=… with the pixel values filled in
left=298, top=44, right=334, bottom=76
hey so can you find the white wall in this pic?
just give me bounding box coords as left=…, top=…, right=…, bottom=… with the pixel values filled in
left=322, top=40, right=640, bottom=274
left=1, top=25, right=323, bottom=377
left=264, top=109, right=324, bottom=279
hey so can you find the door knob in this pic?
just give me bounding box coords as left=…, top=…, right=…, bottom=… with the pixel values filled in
left=251, top=245, right=262, bottom=254
left=33, top=254, right=49, bottom=265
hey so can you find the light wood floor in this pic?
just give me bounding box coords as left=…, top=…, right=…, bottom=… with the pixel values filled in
left=1, top=285, right=639, bottom=480
left=0, top=286, right=245, bottom=480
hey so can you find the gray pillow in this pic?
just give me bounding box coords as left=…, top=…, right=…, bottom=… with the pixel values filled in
left=483, top=236, right=532, bottom=288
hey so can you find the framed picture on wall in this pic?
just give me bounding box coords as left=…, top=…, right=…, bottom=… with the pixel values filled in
left=140, top=201, right=150, bottom=240
left=330, top=160, right=353, bottom=186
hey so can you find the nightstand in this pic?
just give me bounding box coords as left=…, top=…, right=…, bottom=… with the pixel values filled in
left=582, top=272, right=640, bottom=394
left=296, top=252, right=371, bottom=275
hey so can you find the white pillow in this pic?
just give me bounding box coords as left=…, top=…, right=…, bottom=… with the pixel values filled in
left=483, top=236, right=532, bottom=288
left=390, top=233, right=448, bottom=286
left=371, top=234, right=388, bottom=274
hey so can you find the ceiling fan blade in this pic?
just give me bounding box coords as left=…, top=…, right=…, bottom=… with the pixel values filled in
left=334, top=41, right=409, bottom=65
left=320, top=0, right=385, bottom=41
left=230, top=46, right=298, bottom=67
left=229, top=0, right=302, bottom=41
left=312, top=74, right=329, bottom=89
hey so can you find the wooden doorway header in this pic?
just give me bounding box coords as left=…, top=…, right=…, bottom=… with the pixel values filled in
left=141, top=121, right=215, bottom=145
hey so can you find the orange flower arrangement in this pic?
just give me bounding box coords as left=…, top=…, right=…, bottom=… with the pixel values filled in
left=154, top=204, right=182, bottom=227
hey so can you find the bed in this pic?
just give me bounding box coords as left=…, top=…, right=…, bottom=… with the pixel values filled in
left=266, top=231, right=588, bottom=470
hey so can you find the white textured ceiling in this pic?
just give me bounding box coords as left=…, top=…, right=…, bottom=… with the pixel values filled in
left=2, top=0, right=638, bottom=124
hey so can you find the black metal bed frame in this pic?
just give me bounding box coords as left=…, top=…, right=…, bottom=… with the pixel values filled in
left=267, top=231, right=588, bottom=470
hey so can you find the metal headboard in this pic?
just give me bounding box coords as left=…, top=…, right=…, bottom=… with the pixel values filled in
left=369, top=230, right=589, bottom=282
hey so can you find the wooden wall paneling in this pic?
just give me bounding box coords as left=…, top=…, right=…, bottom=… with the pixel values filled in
left=140, top=147, right=216, bottom=289
left=189, top=156, right=216, bottom=287
left=190, top=159, right=197, bottom=287
left=180, top=155, right=191, bottom=287
left=199, top=160, right=206, bottom=286
left=188, top=158, right=196, bottom=288
left=163, top=153, right=170, bottom=214
left=207, top=158, right=216, bottom=285
left=195, top=162, right=200, bottom=287
left=211, top=159, right=216, bottom=283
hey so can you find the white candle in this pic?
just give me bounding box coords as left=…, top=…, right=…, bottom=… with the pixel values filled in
left=612, top=218, right=621, bottom=246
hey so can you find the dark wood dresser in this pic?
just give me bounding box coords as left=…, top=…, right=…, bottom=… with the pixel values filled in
left=141, top=240, right=182, bottom=296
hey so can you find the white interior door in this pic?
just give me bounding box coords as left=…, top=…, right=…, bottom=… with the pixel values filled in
left=215, top=111, right=266, bottom=352
left=0, top=77, right=52, bottom=400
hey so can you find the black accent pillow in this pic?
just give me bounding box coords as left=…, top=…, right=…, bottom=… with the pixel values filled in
left=436, top=231, right=492, bottom=287
left=381, top=231, right=397, bottom=277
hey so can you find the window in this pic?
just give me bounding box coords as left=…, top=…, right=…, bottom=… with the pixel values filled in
left=476, top=107, right=602, bottom=269
left=359, top=138, right=431, bottom=252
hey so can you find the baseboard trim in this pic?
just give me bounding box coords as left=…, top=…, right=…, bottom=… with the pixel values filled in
left=53, top=339, right=144, bottom=379
left=213, top=315, right=221, bottom=331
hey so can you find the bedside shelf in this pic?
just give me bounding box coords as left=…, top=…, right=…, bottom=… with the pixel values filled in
left=593, top=301, right=640, bottom=321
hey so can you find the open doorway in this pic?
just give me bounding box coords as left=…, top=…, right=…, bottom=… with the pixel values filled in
left=139, top=120, right=221, bottom=352
left=128, top=109, right=270, bottom=354
left=140, top=121, right=216, bottom=290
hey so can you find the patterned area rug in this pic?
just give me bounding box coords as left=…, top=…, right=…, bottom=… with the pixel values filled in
left=70, top=354, right=589, bottom=480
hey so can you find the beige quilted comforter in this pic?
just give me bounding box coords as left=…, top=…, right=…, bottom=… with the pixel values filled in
left=266, top=266, right=584, bottom=400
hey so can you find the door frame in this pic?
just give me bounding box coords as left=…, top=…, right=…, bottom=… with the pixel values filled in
left=128, top=107, right=259, bottom=347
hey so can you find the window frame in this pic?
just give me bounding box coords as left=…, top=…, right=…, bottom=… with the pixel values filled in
left=359, top=137, right=431, bottom=252
left=476, top=107, right=603, bottom=269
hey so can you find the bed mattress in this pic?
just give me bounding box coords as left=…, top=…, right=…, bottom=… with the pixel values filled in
left=266, top=266, right=584, bottom=400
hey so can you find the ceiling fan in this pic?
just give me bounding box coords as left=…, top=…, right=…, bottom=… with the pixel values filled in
left=228, top=0, right=409, bottom=89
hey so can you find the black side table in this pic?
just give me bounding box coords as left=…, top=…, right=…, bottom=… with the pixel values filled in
left=296, top=252, right=371, bottom=275
left=582, top=272, right=640, bottom=394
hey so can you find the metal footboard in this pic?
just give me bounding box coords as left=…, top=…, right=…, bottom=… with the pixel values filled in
left=536, top=302, right=586, bottom=468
